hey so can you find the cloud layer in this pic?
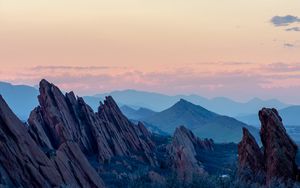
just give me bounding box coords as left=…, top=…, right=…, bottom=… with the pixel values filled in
left=271, top=15, right=300, bottom=26
left=286, top=27, right=300, bottom=32
left=284, top=43, right=295, bottom=48
left=3, top=62, right=300, bottom=103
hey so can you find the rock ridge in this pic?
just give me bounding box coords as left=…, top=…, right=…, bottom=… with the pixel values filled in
left=238, top=108, right=299, bottom=185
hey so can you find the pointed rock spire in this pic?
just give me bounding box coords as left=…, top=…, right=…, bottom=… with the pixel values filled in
left=0, top=95, right=105, bottom=187
left=259, top=108, right=298, bottom=184
left=29, top=80, right=157, bottom=166
left=238, top=108, right=299, bottom=185
left=167, top=126, right=213, bottom=182
left=238, top=128, right=264, bottom=182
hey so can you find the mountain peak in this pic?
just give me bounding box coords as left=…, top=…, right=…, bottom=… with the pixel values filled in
left=172, top=98, right=214, bottom=115
left=178, top=98, right=189, bottom=103
left=175, top=98, right=196, bottom=107
left=143, top=98, right=260, bottom=143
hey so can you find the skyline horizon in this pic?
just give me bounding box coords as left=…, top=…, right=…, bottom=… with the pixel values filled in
left=1, top=78, right=297, bottom=105
left=1, top=1, right=300, bottom=104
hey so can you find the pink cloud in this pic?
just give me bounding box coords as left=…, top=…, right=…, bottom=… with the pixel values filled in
left=2, top=63, right=300, bottom=103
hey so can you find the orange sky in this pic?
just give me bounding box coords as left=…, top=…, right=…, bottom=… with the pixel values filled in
left=1, top=0, right=300, bottom=102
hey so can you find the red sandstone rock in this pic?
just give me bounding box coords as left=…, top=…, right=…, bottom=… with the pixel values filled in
left=167, top=126, right=213, bottom=182
left=238, top=128, right=264, bottom=181
left=259, top=108, right=298, bottom=184
left=238, top=108, right=299, bottom=185
left=97, top=96, right=158, bottom=165
left=0, top=95, right=105, bottom=188
left=29, top=80, right=157, bottom=166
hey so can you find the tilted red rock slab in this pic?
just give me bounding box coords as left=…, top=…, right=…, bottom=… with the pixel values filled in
left=0, top=95, right=104, bottom=188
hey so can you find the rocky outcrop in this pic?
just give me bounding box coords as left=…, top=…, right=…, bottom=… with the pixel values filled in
left=238, top=128, right=264, bottom=182
left=259, top=108, right=298, bottom=184
left=0, top=95, right=104, bottom=188
left=97, top=96, right=149, bottom=154
left=238, top=108, right=299, bottom=185
left=167, top=126, right=213, bottom=182
left=29, top=80, right=103, bottom=154
left=97, top=96, right=157, bottom=165
left=28, top=79, right=157, bottom=165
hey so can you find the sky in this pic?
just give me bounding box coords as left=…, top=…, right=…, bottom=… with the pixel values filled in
left=1, top=0, right=300, bottom=103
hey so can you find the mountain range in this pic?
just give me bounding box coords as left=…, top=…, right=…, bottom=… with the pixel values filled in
left=236, top=105, right=300, bottom=126
left=0, top=82, right=38, bottom=120
left=140, top=99, right=259, bottom=143
left=0, top=79, right=242, bottom=187
left=0, top=79, right=299, bottom=187
left=91, top=90, right=289, bottom=117
left=120, top=105, right=156, bottom=120
left=0, top=81, right=262, bottom=143
left=0, top=81, right=291, bottom=121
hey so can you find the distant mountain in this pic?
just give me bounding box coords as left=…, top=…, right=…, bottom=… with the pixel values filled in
left=92, top=90, right=289, bottom=117
left=82, top=96, right=104, bottom=111
left=205, top=97, right=287, bottom=117
left=236, top=105, right=300, bottom=142
left=0, top=82, right=290, bottom=121
left=120, top=105, right=167, bottom=135
left=93, top=89, right=178, bottom=111
left=280, top=106, right=300, bottom=125
left=120, top=105, right=156, bottom=120
left=237, top=105, right=300, bottom=127
left=142, top=99, right=259, bottom=143
left=0, top=82, right=38, bottom=120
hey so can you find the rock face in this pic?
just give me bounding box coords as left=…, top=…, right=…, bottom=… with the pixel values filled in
left=238, top=128, right=264, bottom=182
left=167, top=126, right=213, bottom=182
left=0, top=95, right=104, bottom=188
left=28, top=80, right=112, bottom=159
left=1, top=79, right=246, bottom=187
left=28, top=79, right=156, bottom=165
left=238, top=108, right=298, bottom=185
left=97, top=96, right=157, bottom=165
left=0, top=79, right=160, bottom=187
left=259, top=108, right=298, bottom=184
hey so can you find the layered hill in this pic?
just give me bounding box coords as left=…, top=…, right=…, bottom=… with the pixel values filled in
left=237, top=105, right=300, bottom=126
left=0, top=82, right=290, bottom=122
left=2, top=79, right=300, bottom=187
left=0, top=81, right=38, bottom=120
left=143, top=99, right=259, bottom=143
left=120, top=105, right=156, bottom=120
left=0, top=79, right=243, bottom=187
left=0, top=80, right=240, bottom=187
left=91, top=90, right=288, bottom=116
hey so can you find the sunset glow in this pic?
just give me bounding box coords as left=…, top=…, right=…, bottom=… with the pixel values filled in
left=1, top=0, right=300, bottom=102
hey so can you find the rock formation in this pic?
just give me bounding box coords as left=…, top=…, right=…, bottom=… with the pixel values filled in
left=97, top=96, right=157, bottom=165
left=259, top=108, right=298, bottom=184
left=28, top=79, right=157, bottom=165
left=28, top=80, right=113, bottom=162
left=167, top=126, right=213, bottom=182
left=238, top=108, right=299, bottom=185
left=238, top=128, right=264, bottom=182
left=2, top=79, right=263, bottom=187
left=0, top=95, right=104, bottom=188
